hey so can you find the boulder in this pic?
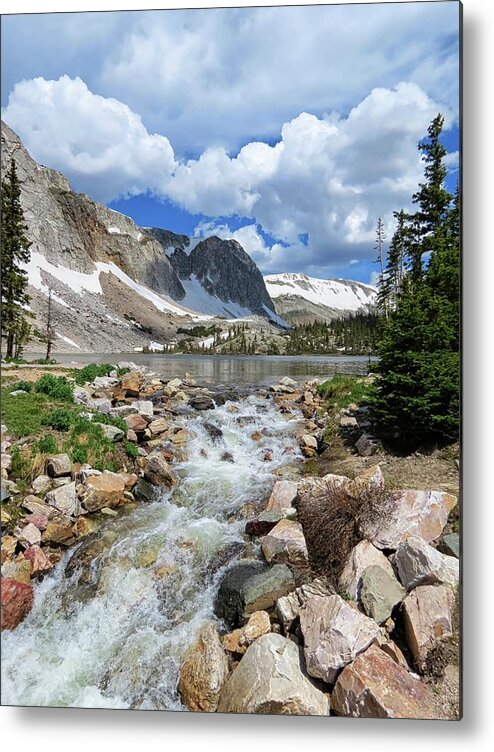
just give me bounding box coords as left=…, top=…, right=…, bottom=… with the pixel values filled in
left=361, top=489, right=457, bottom=549
left=280, top=377, right=298, bottom=388
left=332, top=646, right=442, bottom=719
left=339, top=540, right=396, bottom=600
left=189, top=395, right=215, bottom=411
left=394, top=536, right=460, bottom=591
left=300, top=434, right=318, bottom=450
left=167, top=378, right=183, bottom=392
left=402, top=584, right=455, bottom=673
left=1, top=535, right=17, bottom=564
left=46, top=454, right=72, bottom=478
left=439, top=532, right=460, bottom=559
left=299, top=594, right=380, bottom=683
left=147, top=417, right=169, bottom=436
left=245, top=507, right=297, bottom=537
left=359, top=565, right=405, bottom=624
left=261, top=519, right=308, bottom=566
left=22, top=495, right=57, bottom=519
left=1, top=578, right=34, bottom=630
left=178, top=622, right=229, bottom=712
left=124, top=414, right=148, bottom=433
left=109, top=405, right=138, bottom=418
left=1, top=453, right=12, bottom=472
left=355, top=434, right=379, bottom=457
left=276, top=579, right=332, bottom=634
left=217, top=633, right=329, bottom=715
left=121, top=370, right=143, bottom=396
left=339, top=416, right=358, bottom=428
left=130, top=401, right=154, bottom=419
left=87, top=398, right=112, bottom=414
left=81, top=474, right=125, bottom=512
left=46, top=482, right=80, bottom=517
left=31, top=474, right=52, bottom=495
left=214, top=560, right=295, bottom=628
left=42, top=518, right=74, bottom=544
left=222, top=610, right=271, bottom=655
left=143, top=452, right=177, bottom=487
left=96, top=424, right=124, bottom=442
left=92, top=376, right=119, bottom=389
left=52, top=477, right=72, bottom=489
left=14, top=522, right=42, bottom=548
left=266, top=480, right=298, bottom=511
left=296, top=473, right=349, bottom=512
left=347, top=464, right=385, bottom=499
left=1, top=558, right=32, bottom=584
left=23, top=545, right=53, bottom=576
left=133, top=479, right=158, bottom=503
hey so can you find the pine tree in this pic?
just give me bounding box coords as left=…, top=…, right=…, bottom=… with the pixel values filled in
left=374, top=217, right=388, bottom=316
left=1, top=158, right=31, bottom=358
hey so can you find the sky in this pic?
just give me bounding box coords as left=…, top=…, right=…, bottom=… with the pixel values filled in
left=1, top=2, right=460, bottom=284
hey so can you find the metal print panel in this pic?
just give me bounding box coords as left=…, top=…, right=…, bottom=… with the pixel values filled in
left=0, top=1, right=461, bottom=719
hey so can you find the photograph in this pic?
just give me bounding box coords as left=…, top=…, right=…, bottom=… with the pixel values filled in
left=1, top=0, right=461, bottom=719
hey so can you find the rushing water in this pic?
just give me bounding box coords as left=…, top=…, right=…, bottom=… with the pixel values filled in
left=1, top=395, right=304, bottom=708
left=43, top=353, right=375, bottom=385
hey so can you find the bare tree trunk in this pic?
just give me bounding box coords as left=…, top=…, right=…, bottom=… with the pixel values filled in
left=45, top=287, right=53, bottom=361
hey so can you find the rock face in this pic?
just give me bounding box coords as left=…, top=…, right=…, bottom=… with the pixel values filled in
left=217, top=634, right=330, bottom=715
left=1, top=578, right=34, bottom=630
left=394, top=536, right=460, bottom=591
left=339, top=540, right=395, bottom=600
left=214, top=560, right=295, bottom=628
left=361, top=489, right=457, bottom=549
left=261, top=520, right=308, bottom=566
left=178, top=622, right=229, bottom=712
left=402, top=584, right=455, bottom=672
left=299, top=595, right=381, bottom=683
left=359, top=565, right=405, bottom=624
left=332, top=646, right=442, bottom=719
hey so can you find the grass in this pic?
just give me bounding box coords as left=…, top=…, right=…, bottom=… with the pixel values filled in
left=72, top=363, right=129, bottom=386
left=317, top=374, right=371, bottom=409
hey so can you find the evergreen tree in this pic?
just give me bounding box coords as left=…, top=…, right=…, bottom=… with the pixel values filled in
left=1, top=158, right=31, bottom=358
left=374, top=217, right=388, bottom=316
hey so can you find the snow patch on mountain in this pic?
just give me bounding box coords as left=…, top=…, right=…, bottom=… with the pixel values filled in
left=264, top=273, right=376, bottom=312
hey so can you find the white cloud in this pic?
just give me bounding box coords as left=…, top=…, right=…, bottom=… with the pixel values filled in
left=1, top=75, right=176, bottom=202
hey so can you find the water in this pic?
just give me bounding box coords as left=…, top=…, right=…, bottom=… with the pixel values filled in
left=1, top=395, right=304, bottom=709
left=43, top=353, right=375, bottom=385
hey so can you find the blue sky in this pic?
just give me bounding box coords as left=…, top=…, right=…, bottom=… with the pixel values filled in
left=1, top=2, right=460, bottom=284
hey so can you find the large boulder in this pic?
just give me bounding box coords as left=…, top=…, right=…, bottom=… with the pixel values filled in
left=222, top=610, right=271, bottom=655
left=261, top=519, right=308, bottom=566
left=130, top=400, right=154, bottom=419
left=276, top=579, right=332, bottom=634
left=214, top=560, right=295, bottom=628
left=46, top=454, right=72, bottom=478
left=394, top=536, right=460, bottom=591
left=217, top=633, right=329, bottom=715
left=31, top=474, right=52, bottom=495
left=332, top=646, right=443, bottom=719
left=245, top=508, right=296, bottom=537
left=148, top=417, right=169, bottom=436
left=46, top=482, right=80, bottom=517
left=143, top=451, right=177, bottom=487
left=339, top=540, right=395, bottom=600
left=125, top=414, right=148, bottom=433
left=120, top=370, right=144, bottom=397
left=402, top=584, right=455, bottom=673
left=23, top=545, right=53, bottom=576
left=81, top=474, right=125, bottom=512
left=96, top=424, right=124, bottom=442
left=1, top=577, right=34, bottom=630
left=266, top=480, right=298, bottom=511
left=42, top=517, right=74, bottom=544
left=359, top=565, right=405, bottom=624
left=14, top=522, right=42, bottom=548
left=361, top=489, right=457, bottom=549
left=189, top=395, right=215, bottom=411
left=299, top=594, right=380, bottom=683
left=178, top=622, right=229, bottom=712
left=1, top=558, right=32, bottom=585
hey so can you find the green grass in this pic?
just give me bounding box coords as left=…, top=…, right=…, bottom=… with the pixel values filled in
left=34, top=374, right=73, bottom=401
left=72, top=363, right=129, bottom=386
left=317, top=375, right=371, bottom=409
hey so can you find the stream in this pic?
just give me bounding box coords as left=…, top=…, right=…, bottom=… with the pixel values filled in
left=1, top=394, right=304, bottom=708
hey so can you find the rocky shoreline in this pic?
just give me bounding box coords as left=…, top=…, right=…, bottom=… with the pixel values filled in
left=1, top=365, right=460, bottom=717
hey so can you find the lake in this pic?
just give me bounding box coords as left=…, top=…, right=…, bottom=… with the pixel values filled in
left=46, top=353, right=376, bottom=385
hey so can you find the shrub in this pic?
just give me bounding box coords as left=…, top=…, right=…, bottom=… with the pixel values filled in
left=11, top=380, right=32, bottom=393
left=41, top=408, right=73, bottom=431
left=36, top=435, right=58, bottom=454
left=93, top=412, right=127, bottom=433
left=71, top=444, right=88, bottom=465
left=124, top=441, right=139, bottom=459
left=72, top=363, right=113, bottom=385
left=317, top=375, right=370, bottom=408
left=34, top=374, right=73, bottom=401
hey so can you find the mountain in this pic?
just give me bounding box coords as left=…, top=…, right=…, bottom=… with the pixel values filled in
left=264, top=273, right=377, bottom=324
left=0, top=121, right=281, bottom=353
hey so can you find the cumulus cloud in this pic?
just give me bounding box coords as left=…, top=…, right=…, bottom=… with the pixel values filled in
left=1, top=75, right=176, bottom=202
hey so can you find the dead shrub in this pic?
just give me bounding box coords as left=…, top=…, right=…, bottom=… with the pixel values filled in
left=295, top=475, right=395, bottom=588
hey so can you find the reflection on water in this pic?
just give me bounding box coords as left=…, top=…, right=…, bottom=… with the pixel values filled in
left=47, top=353, right=375, bottom=385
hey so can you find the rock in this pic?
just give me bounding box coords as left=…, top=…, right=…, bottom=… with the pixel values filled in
left=347, top=464, right=384, bottom=499
left=203, top=421, right=223, bottom=442
left=361, top=489, right=458, bottom=549
left=300, top=434, right=318, bottom=450
left=1, top=535, right=17, bottom=564
left=9, top=389, right=27, bottom=396
left=169, top=428, right=189, bottom=445
left=23, top=545, right=53, bottom=576
left=31, top=474, right=52, bottom=495
left=276, top=579, right=332, bottom=634
left=394, top=535, right=459, bottom=591
left=1, top=485, right=11, bottom=503
left=339, top=540, right=396, bottom=600
left=245, top=508, right=297, bottom=537
left=143, top=452, right=177, bottom=487
left=332, top=646, right=442, bottom=719
left=220, top=451, right=234, bottom=463
left=402, top=584, right=455, bottom=673
left=439, top=533, right=460, bottom=559
left=52, top=477, right=72, bottom=489
left=1, top=508, right=11, bottom=525
left=300, top=594, right=381, bottom=683
left=133, top=479, right=158, bottom=503
left=189, top=395, right=215, bottom=411
left=124, top=414, right=148, bottom=433
left=217, top=633, right=329, bottom=715
left=214, top=560, right=295, bottom=628
left=355, top=433, right=378, bottom=457
left=280, top=377, right=298, bottom=388
left=266, top=480, right=298, bottom=511
left=22, top=495, right=56, bottom=518
left=81, top=474, right=125, bottom=512
left=87, top=398, right=112, bottom=414
left=73, top=517, right=94, bottom=538
left=46, top=454, right=72, bottom=478
left=130, top=400, right=154, bottom=419
left=96, top=424, right=124, bottom=442
left=109, top=405, right=138, bottom=418
left=222, top=610, right=271, bottom=654
left=178, top=622, right=229, bottom=712
left=148, top=417, right=169, bottom=435
left=126, top=429, right=138, bottom=443
left=1, top=558, right=32, bottom=584
left=1, top=578, right=34, bottom=630
left=339, top=416, right=358, bottom=428
left=167, top=377, right=183, bottom=391
left=14, top=522, right=42, bottom=548
left=359, top=565, right=405, bottom=624
left=1, top=453, right=12, bottom=472
left=42, top=518, right=74, bottom=544
left=121, top=370, right=143, bottom=396
left=45, top=482, right=80, bottom=517
left=261, top=519, right=308, bottom=566
left=92, top=376, right=119, bottom=389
